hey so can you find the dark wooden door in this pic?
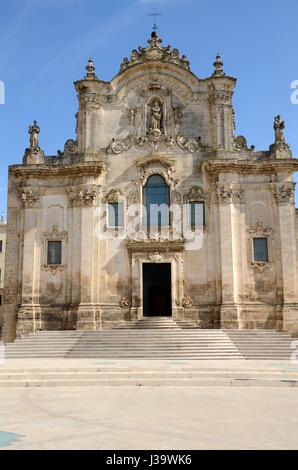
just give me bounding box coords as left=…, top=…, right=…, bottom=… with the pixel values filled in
left=143, top=264, right=172, bottom=317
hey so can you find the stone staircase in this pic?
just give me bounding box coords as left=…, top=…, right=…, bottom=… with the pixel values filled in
left=114, top=317, right=181, bottom=329
left=224, top=330, right=295, bottom=360
left=2, top=324, right=294, bottom=361
left=115, top=317, right=205, bottom=329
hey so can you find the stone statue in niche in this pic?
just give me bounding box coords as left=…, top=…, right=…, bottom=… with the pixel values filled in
left=150, top=100, right=163, bottom=132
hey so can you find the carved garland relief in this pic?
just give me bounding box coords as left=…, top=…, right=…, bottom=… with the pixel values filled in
left=18, top=188, right=41, bottom=208
left=216, top=183, right=243, bottom=203
left=68, top=185, right=98, bottom=207
left=271, top=183, right=295, bottom=203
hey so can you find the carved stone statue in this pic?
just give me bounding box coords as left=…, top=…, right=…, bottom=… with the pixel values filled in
left=29, top=121, right=40, bottom=149
left=151, top=101, right=162, bottom=131
left=174, top=108, right=183, bottom=126
left=274, top=115, right=286, bottom=144
left=165, top=104, right=175, bottom=136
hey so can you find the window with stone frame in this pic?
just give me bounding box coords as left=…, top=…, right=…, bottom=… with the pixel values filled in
left=47, top=240, right=62, bottom=265
left=189, top=201, right=205, bottom=229
left=185, top=186, right=207, bottom=231
left=108, top=202, right=125, bottom=228
left=253, top=237, right=269, bottom=263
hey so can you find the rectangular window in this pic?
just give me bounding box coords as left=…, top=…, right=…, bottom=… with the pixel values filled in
left=253, top=238, right=269, bottom=262
left=0, top=240, right=2, bottom=253
left=108, top=202, right=124, bottom=228
left=189, top=202, right=205, bottom=228
left=47, top=241, right=62, bottom=265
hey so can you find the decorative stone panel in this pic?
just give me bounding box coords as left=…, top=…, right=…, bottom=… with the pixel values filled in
left=271, top=183, right=295, bottom=204
left=216, top=183, right=243, bottom=203
left=68, top=185, right=98, bottom=207
left=18, top=188, right=41, bottom=208
left=135, top=155, right=179, bottom=188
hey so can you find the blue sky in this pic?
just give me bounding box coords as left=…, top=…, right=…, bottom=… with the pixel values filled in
left=0, top=0, right=297, bottom=217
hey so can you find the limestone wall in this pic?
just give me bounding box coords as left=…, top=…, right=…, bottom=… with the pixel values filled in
left=2, top=32, right=298, bottom=339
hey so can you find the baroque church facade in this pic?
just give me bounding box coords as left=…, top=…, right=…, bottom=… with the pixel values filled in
left=2, top=31, right=298, bottom=341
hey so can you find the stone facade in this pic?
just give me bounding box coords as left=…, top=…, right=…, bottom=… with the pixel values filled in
left=0, top=217, right=7, bottom=331
left=2, top=32, right=298, bottom=341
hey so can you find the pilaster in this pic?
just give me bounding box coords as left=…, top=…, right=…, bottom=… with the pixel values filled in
left=210, top=76, right=236, bottom=151
left=273, top=182, right=298, bottom=332
left=217, top=183, right=243, bottom=328
left=77, top=93, right=101, bottom=158
left=17, top=188, right=43, bottom=336
left=69, top=185, right=101, bottom=330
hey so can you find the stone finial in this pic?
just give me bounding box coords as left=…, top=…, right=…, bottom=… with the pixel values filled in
left=213, top=53, right=225, bottom=77
left=85, top=57, right=97, bottom=79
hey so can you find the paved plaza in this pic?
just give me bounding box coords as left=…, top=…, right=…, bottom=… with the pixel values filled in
left=1, top=383, right=298, bottom=450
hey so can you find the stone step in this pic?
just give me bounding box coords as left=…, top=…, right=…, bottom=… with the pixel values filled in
left=4, top=329, right=294, bottom=360
left=0, top=374, right=297, bottom=387
left=5, top=346, right=238, bottom=351
left=6, top=342, right=292, bottom=348
left=0, top=371, right=297, bottom=380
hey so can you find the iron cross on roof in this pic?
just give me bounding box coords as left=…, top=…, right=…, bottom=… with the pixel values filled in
left=147, top=8, right=163, bottom=32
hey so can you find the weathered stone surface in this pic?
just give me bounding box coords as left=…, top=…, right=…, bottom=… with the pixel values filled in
left=0, top=218, right=6, bottom=331
left=1, top=31, right=298, bottom=340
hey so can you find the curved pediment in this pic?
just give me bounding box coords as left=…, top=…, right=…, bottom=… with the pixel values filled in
left=136, top=154, right=175, bottom=170
left=135, top=154, right=178, bottom=188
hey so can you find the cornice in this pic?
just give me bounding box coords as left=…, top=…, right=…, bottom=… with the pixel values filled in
left=10, top=162, right=106, bottom=178
left=203, top=159, right=298, bottom=175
